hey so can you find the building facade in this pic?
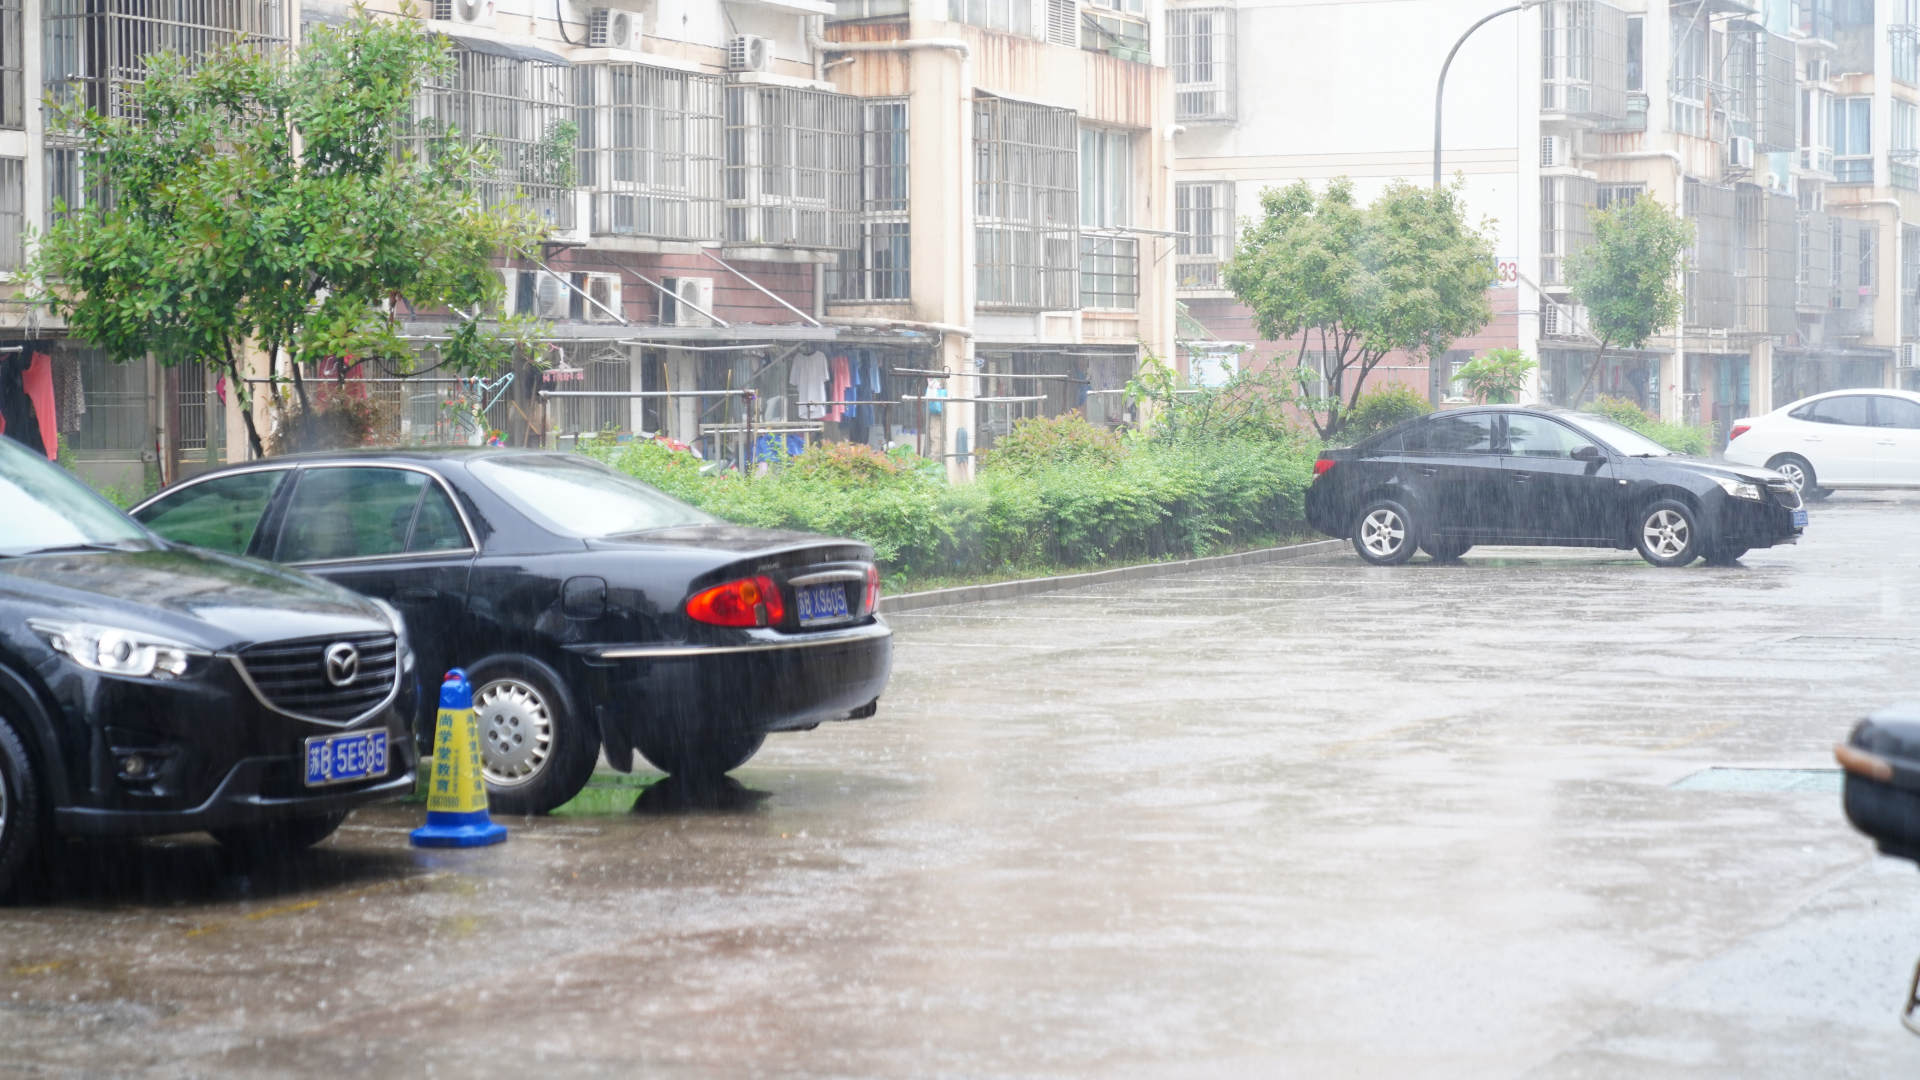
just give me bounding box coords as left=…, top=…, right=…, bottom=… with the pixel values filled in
left=0, top=0, right=1176, bottom=487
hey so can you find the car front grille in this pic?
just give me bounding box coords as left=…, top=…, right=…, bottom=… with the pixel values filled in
left=236, top=633, right=400, bottom=724
left=1767, top=481, right=1803, bottom=512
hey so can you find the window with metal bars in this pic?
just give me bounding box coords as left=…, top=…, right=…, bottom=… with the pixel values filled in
left=68, top=347, right=151, bottom=453
left=44, top=146, right=111, bottom=225
left=42, top=0, right=286, bottom=123
left=1895, top=100, right=1919, bottom=191
left=0, top=0, right=21, bottom=129
left=408, top=47, right=577, bottom=232
left=1176, top=180, right=1232, bottom=291
left=831, top=99, right=909, bottom=303
left=974, top=96, right=1078, bottom=310
left=1540, top=176, right=1593, bottom=287
left=1896, top=0, right=1919, bottom=87
left=575, top=62, right=722, bottom=242
left=1079, top=127, right=1134, bottom=309
left=1168, top=8, right=1232, bottom=122
left=554, top=346, right=634, bottom=435
left=948, top=0, right=1035, bottom=37
left=724, top=85, right=859, bottom=250
left=1539, top=0, right=1628, bottom=120
left=1081, top=10, right=1148, bottom=57
left=0, top=157, right=20, bottom=271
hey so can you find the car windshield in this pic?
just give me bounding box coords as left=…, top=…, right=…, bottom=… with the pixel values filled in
left=0, top=438, right=151, bottom=556
left=471, top=455, right=716, bottom=537
left=1559, top=413, right=1680, bottom=457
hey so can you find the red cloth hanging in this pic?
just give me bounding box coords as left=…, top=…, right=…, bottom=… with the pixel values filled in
left=24, top=353, right=56, bottom=459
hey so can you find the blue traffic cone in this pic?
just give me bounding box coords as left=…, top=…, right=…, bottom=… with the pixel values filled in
left=410, top=669, right=507, bottom=848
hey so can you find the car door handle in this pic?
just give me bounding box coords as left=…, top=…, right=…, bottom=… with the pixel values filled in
left=396, top=587, right=438, bottom=602
left=1878, top=439, right=1898, bottom=446
left=1418, top=467, right=1439, bottom=477
left=1510, top=472, right=1532, bottom=482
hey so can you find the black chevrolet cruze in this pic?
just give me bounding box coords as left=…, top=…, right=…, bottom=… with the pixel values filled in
left=1306, top=406, right=1806, bottom=567
left=0, top=437, right=417, bottom=894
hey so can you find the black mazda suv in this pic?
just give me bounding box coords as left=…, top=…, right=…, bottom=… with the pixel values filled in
left=0, top=438, right=418, bottom=893
left=1306, top=406, right=1804, bottom=567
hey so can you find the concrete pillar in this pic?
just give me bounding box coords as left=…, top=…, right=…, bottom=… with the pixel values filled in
left=1749, top=337, right=1773, bottom=415
left=899, top=38, right=975, bottom=481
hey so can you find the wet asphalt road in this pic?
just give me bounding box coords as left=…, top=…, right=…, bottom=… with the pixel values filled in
left=6, top=495, right=1920, bottom=1078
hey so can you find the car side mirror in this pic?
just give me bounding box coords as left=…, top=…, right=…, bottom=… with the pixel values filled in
left=1571, top=445, right=1605, bottom=462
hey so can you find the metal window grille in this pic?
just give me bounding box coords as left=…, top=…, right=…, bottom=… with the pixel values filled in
left=1903, top=223, right=1920, bottom=341
left=1729, top=27, right=1796, bottom=151
left=0, top=157, right=20, bottom=271
left=1895, top=20, right=1919, bottom=88
left=1859, top=222, right=1877, bottom=292
left=1895, top=100, right=1920, bottom=191
left=1176, top=180, right=1232, bottom=290
left=831, top=0, right=907, bottom=20
left=555, top=346, right=634, bottom=435
left=1667, top=12, right=1708, bottom=137
left=44, top=145, right=111, bottom=225
left=1798, top=211, right=1833, bottom=310
left=1737, top=188, right=1796, bottom=335
left=1081, top=11, right=1148, bottom=57
left=408, top=47, right=576, bottom=232
left=830, top=99, right=909, bottom=302
left=1079, top=234, right=1137, bottom=309
left=948, top=0, right=1035, bottom=37
left=1540, top=176, right=1593, bottom=287
left=974, top=96, right=1078, bottom=310
left=69, top=348, right=150, bottom=453
left=1683, top=179, right=1740, bottom=329
left=1169, top=8, right=1233, bottom=123
left=724, top=84, right=858, bottom=250
left=1594, top=182, right=1642, bottom=210
left=174, top=363, right=211, bottom=452
left=1540, top=0, right=1627, bottom=120
left=42, top=0, right=286, bottom=122
left=576, top=62, right=721, bottom=242
left=0, top=0, right=21, bottom=129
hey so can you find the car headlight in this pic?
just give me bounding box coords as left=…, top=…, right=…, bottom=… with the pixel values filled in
left=1713, top=476, right=1764, bottom=502
left=28, top=619, right=206, bottom=680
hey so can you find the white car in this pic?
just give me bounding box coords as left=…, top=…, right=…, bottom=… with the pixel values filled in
left=1724, top=388, right=1920, bottom=500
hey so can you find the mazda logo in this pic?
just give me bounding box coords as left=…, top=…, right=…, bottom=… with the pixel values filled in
left=323, top=642, right=360, bottom=688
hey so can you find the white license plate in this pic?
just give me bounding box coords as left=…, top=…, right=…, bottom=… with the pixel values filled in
left=305, top=729, right=390, bottom=787
left=1792, top=508, right=1808, bottom=528
left=796, top=582, right=851, bottom=625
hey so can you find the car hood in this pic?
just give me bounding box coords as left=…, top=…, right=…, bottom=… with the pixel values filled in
left=0, top=545, right=394, bottom=651
left=1642, top=456, right=1785, bottom=485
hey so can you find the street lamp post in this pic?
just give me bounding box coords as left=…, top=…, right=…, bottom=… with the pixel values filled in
left=1433, top=0, right=1544, bottom=189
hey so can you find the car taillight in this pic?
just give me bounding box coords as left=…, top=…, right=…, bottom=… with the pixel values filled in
left=686, top=575, right=786, bottom=628
left=1313, top=458, right=1336, bottom=476
left=864, top=564, right=881, bottom=613
left=1729, top=424, right=1750, bottom=441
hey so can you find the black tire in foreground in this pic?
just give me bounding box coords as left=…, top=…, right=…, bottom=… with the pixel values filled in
left=1635, top=498, right=1704, bottom=567
left=468, top=655, right=599, bottom=817
left=636, top=728, right=768, bottom=780
left=1421, top=539, right=1473, bottom=562
left=1351, top=498, right=1417, bottom=566
left=0, top=714, right=42, bottom=898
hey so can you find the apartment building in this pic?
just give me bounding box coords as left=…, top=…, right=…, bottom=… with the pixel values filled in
left=0, top=0, right=1176, bottom=487
left=1171, top=0, right=1920, bottom=432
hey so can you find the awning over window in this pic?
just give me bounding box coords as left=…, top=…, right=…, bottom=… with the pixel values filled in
left=442, top=32, right=571, bottom=67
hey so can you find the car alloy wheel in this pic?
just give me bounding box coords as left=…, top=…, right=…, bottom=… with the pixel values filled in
left=1360, top=509, right=1404, bottom=558
left=1767, top=454, right=1830, bottom=502
left=476, top=678, right=554, bottom=787
left=1634, top=498, right=1703, bottom=568
left=1773, top=458, right=1809, bottom=493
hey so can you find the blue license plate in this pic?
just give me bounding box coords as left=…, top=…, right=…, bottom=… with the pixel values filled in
left=796, top=582, right=851, bottom=625
left=1792, top=508, right=1808, bottom=528
left=305, top=729, right=390, bottom=787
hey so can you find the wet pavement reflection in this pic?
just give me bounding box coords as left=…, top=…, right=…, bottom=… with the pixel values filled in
left=6, top=494, right=1920, bottom=1077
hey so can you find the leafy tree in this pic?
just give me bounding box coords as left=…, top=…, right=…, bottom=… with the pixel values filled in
left=1453, top=347, right=1537, bottom=404
left=1223, top=177, right=1495, bottom=441
left=33, top=6, right=545, bottom=457
left=1566, top=196, right=1693, bottom=407
left=1340, top=382, right=1432, bottom=442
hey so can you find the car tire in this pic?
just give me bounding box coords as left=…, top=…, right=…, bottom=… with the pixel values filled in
left=468, top=656, right=598, bottom=816
left=1421, top=539, right=1472, bottom=562
left=1767, top=454, right=1830, bottom=502
left=1351, top=498, right=1417, bottom=566
left=210, top=811, right=347, bottom=860
left=1635, top=498, right=1704, bottom=568
left=635, top=727, right=768, bottom=780
left=0, top=714, right=43, bottom=899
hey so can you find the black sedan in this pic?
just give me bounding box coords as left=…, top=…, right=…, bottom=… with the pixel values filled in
left=1305, top=406, right=1805, bottom=567
left=0, top=437, right=417, bottom=893
left=132, top=449, right=894, bottom=815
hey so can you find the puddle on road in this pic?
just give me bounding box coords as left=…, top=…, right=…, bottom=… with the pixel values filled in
left=1670, top=767, right=1843, bottom=795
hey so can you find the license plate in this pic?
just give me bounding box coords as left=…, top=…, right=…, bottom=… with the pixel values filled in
left=1792, top=508, right=1808, bottom=528
left=305, top=729, right=390, bottom=787
left=795, top=582, right=851, bottom=625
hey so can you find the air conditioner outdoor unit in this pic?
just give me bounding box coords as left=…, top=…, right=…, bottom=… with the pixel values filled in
left=1727, top=135, right=1755, bottom=169
left=1540, top=135, right=1569, bottom=169
left=532, top=271, right=570, bottom=320
left=726, top=35, right=774, bottom=73
left=432, top=0, right=491, bottom=25
left=660, top=276, right=714, bottom=327
left=1900, top=343, right=1920, bottom=370
left=579, top=272, right=624, bottom=323
left=588, top=7, right=634, bottom=48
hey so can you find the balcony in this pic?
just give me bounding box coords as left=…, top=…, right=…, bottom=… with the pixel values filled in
left=1539, top=0, right=1629, bottom=124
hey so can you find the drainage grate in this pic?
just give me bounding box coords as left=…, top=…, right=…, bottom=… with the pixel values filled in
left=1670, top=767, right=1842, bottom=794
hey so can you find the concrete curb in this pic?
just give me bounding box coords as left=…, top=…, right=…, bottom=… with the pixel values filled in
left=878, top=538, right=1347, bottom=614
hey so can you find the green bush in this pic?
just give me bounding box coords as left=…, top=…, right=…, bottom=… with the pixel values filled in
left=979, top=413, right=1125, bottom=473
left=1339, top=383, right=1433, bottom=443
left=582, top=429, right=1318, bottom=583
left=1587, top=396, right=1717, bottom=456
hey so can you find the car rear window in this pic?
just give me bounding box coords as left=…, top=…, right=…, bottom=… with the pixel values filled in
left=471, top=456, right=715, bottom=538
left=1403, top=414, right=1495, bottom=454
